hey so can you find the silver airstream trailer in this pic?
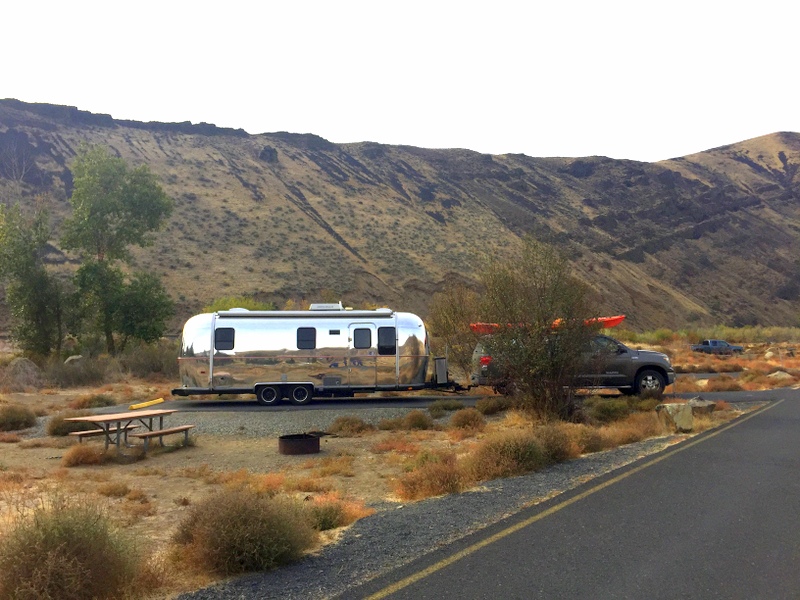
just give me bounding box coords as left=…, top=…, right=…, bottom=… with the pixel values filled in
left=171, top=303, right=449, bottom=405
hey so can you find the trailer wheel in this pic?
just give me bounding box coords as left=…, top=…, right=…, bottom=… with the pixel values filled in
left=256, top=386, right=281, bottom=406
left=289, top=385, right=313, bottom=405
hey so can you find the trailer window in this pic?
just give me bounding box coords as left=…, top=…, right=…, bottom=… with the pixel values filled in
left=353, top=328, right=371, bottom=349
left=377, top=327, right=396, bottom=355
left=297, top=327, right=316, bottom=350
left=215, top=328, right=235, bottom=351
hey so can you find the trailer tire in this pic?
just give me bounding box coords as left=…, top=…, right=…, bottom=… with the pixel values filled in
left=289, top=385, right=313, bottom=405
left=256, top=386, right=281, bottom=406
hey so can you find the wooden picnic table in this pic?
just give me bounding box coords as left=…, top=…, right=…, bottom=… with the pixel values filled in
left=65, top=408, right=179, bottom=451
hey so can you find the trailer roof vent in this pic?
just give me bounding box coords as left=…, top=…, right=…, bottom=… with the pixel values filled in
left=309, top=302, right=345, bottom=311
left=226, top=308, right=250, bottom=312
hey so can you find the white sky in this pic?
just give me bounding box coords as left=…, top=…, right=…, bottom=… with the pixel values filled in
left=2, top=0, right=796, bottom=162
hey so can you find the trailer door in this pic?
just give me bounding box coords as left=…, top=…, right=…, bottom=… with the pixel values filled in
left=348, top=324, right=377, bottom=388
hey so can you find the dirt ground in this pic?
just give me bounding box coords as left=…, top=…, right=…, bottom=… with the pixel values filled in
left=0, top=384, right=503, bottom=594
left=0, top=354, right=785, bottom=597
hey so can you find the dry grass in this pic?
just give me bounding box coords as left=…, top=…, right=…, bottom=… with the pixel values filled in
left=68, top=393, right=117, bottom=410
left=327, top=416, right=376, bottom=436
left=309, top=454, right=356, bottom=478
left=536, top=422, right=582, bottom=463
left=97, top=481, right=131, bottom=498
left=283, top=476, right=336, bottom=493
left=306, top=491, right=375, bottom=530
left=61, top=444, right=106, bottom=467
left=0, top=432, right=21, bottom=443
left=370, top=435, right=421, bottom=454
left=393, top=452, right=462, bottom=501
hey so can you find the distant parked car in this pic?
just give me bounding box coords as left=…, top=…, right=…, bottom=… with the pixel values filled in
left=690, top=339, right=744, bottom=355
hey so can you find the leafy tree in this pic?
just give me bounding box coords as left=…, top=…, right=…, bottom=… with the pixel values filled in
left=61, top=145, right=173, bottom=262
left=61, top=145, right=174, bottom=354
left=479, top=238, right=598, bottom=419
left=74, top=260, right=125, bottom=354
left=426, top=284, right=481, bottom=382
left=116, top=272, right=174, bottom=350
left=0, top=202, right=66, bottom=356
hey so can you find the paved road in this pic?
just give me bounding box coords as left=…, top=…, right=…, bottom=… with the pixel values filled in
left=349, top=388, right=800, bottom=599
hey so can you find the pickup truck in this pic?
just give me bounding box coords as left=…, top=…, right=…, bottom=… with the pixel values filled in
left=472, top=334, right=675, bottom=396
left=690, top=339, right=744, bottom=355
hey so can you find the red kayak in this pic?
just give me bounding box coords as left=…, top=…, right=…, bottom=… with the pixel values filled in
left=469, top=315, right=625, bottom=335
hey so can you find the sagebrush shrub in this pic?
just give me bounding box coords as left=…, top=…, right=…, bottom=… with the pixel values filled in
left=536, top=423, right=580, bottom=463
left=0, top=496, right=142, bottom=600
left=475, top=396, right=511, bottom=415
left=402, top=410, right=434, bottom=430
left=69, top=394, right=116, bottom=410
left=462, top=430, right=546, bottom=483
left=61, top=444, right=105, bottom=467
left=173, top=487, right=317, bottom=576
left=0, top=404, right=37, bottom=431
left=46, top=410, right=95, bottom=436
left=449, top=408, right=486, bottom=431
left=394, top=453, right=462, bottom=501
left=584, top=397, right=631, bottom=423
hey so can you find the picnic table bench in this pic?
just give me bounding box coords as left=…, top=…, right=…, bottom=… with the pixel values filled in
left=128, top=424, right=195, bottom=452
left=69, top=424, right=139, bottom=443
left=65, top=408, right=194, bottom=454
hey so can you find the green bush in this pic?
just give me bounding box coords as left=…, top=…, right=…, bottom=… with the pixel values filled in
left=0, top=405, right=37, bottom=431
left=46, top=410, right=95, bottom=436
left=306, top=501, right=345, bottom=531
left=475, top=396, right=511, bottom=415
left=173, top=487, right=317, bottom=576
left=583, top=397, right=631, bottom=423
left=629, top=397, right=661, bottom=412
left=427, top=399, right=464, bottom=420
left=0, top=496, right=141, bottom=600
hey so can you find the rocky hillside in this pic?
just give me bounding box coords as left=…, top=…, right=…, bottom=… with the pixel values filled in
left=1, top=99, right=799, bottom=333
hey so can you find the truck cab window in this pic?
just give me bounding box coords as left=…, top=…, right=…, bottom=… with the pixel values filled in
left=353, top=328, right=371, bottom=349
left=215, top=327, right=235, bottom=351
left=297, top=327, right=316, bottom=350
left=378, top=327, right=396, bottom=355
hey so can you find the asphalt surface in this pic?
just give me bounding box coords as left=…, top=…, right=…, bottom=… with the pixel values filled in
left=347, top=387, right=800, bottom=599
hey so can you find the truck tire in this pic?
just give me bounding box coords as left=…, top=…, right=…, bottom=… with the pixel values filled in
left=256, top=385, right=281, bottom=406
left=634, top=369, right=665, bottom=396
left=289, top=385, right=313, bottom=405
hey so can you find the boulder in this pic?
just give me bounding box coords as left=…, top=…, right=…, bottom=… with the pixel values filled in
left=687, top=396, right=716, bottom=416
left=656, top=402, right=694, bottom=433
left=1, top=357, right=45, bottom=391
left=767, top=370, right=793, bottom=380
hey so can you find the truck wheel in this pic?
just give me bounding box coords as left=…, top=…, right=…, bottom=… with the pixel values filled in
left=634, top=369, right=665, bottom=397
left=256, top=386, right=281, bottom=406
left=289, top=385, right=313, bottom=405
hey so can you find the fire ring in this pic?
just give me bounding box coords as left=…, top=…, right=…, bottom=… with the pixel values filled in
left=278, top=433, right=321, bottom=455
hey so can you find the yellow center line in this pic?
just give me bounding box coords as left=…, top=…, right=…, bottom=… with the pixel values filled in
left=364, top=400, right=782, bottom=600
